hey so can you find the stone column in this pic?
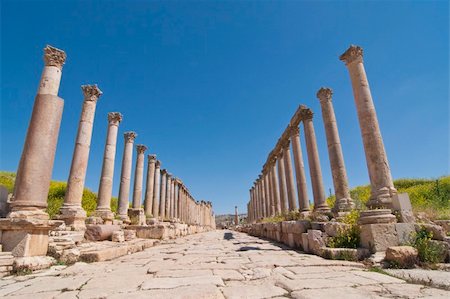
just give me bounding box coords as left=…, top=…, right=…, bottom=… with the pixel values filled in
left=117, top=132, right=137, bottom=221
left=95, top=112, right=122, bottom=221
left=340, top=45, right=397, bottom=208
left=170, top=178, right=176, bottom=219
left=282, top=139, right=298, bottom=211
left=152, top=161, right=161, bottom=218
left=60, top=85, right=102, bottom=229
left=10, top=45, right=66, bottom=220
left=259, top=176, right=266, bottom=218
left=270, top=157, right=281, bottom=214
left=267, top=166, right=275, bottom=216
left=144, top=154, right=156, bottom=217
left=159, top=169, right=167, bottom=219
left=165, top=173, right=172, bottom=220
left=301, top=107, right=330, bottom=212
left=317, top=87, right=354, bottom=213
left=290, top=126, right=310, bottom=212
left=235, top=206, right=239, bottom=225
left=277, top=153, right=288, bottom=214
left=132, top=145, right=147, bottom=209
left=263, top=172, right=271, bottom=217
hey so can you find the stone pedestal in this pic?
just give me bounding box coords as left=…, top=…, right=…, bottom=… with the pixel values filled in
left=358, top=209, right=398, bottom=253
left=128, top=208, right=146, bottom=226
left=0, top=218, right=62, bottom=257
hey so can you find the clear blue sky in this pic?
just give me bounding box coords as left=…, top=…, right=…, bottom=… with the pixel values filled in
left=1, top=1, right=448, bottom=215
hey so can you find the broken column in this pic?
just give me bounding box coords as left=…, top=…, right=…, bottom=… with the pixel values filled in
left=60, top=84, right=102, bottom=230
left=144, top=154, right=156, bottom=217
left=340, top=45, right=397, bottom=208
left=1, top=45, right=66, bottom=257
left=317, top=87, right=354, bottom=213
left=95, top=112, right=123, bottom=221
left=117, top=131, right=137, bottom=222
left=301, top=106, right=330, bottom=213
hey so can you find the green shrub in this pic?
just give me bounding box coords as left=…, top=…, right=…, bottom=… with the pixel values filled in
left=410, top=227, right=447, bottom=264
left=327, top=210, right=360, bottom=249
left=0, top=171, right=15, bottom=192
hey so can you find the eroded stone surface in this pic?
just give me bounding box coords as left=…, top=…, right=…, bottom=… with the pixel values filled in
left=0, top=230, right=448, bottom=298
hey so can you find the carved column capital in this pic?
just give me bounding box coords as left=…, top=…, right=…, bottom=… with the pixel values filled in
left=136, top=144, right=147, bottom=154
left=166, top=173, right=173, bottom=179
left=43, top=45, right=66, bottom=70
left=316, top=87, right=333, bottom=103
left=289, top=125, right=300, bottom=137
left=155, top=160, right=161, bottom=168
left=147, top=154, right=157, bottom=163
left=339, top=45, right=363, bottom=65
left=300, top=106, right=314, bottom=121
left=107, top=112, right=122, bottom=125
left=82, top=84, right=103, bottom=102
left=161, top=169, right=168, bottom=175
left=124, top=131, right=137, bottom=143
left=280, top=137, right=291, bottom=149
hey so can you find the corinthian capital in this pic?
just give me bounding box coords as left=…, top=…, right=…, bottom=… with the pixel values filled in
left=124, top=131, right=137, bottom=143
left=81, top=84, right=103, bottom=102
left=136, top=144, right=147, bottom=154
left=107, top=112, right=122, bottom=125
left=339, top=45, right=363, bottom=65
left=316, top=87, right=333, bottom=103
left=300, top=105, right=313, bottom=120
left=155, top=160, right=161, bottom=168
left=289, top=125, right=300, bottom=137
left=43, top=45, right=66, bottom=69
left=147, top=154, right=157, bottom=163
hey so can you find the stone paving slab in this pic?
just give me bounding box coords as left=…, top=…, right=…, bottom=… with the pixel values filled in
left=0, top=230, right=449, bottom=298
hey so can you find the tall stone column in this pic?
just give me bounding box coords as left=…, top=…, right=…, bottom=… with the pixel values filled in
left=170, top=178, right=176, bottom=219
left=262, top=172, right=271, bottom=217
left=152, top=161, right=161, bottom=218
left=270, top=157, right=281, bottom=214
left=10, top=45, right=66, bottom=220
left=117, top=132, right=137, bottom=221
left=95, top=112, right=122, bottom=221
left=159, top=169, right=167, bottom=219
left=165, top=173, right=172, bottom=220
left=340, top=45, right=397, bottom=208
left=317, top=87, right=354, bottom=213
left=234, top=206, right=239, bottom=225
left=277, top=153, right=288, bottom=214
left=290, top=126, right=310, bottom=212
left=259, top=176, right=266, bottom=218
left=132, top=145, right=147, bottom=209
left=60, top=85, right=102, bottom=229
left=282, top=139, right=298, bottom=211
left=301, top=107, right=330, bottom=212
left=144, top=154, right=156, bottom=217
left=253, top=183, right=260, bottom=220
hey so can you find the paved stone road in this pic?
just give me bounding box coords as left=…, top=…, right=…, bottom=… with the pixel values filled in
left=0, top=230, right=449, bottom=298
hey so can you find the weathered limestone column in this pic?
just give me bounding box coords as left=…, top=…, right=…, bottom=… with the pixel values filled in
left=152, top=161, right=161, bottom=218
left=340, top=45, right=397, bottom=208
left=165, top=173, right=172, bottom=220
left=277, top=153, right=288, bottom=214
left=253, top=182, right=260, bottom=220
left=95, top=112, right=123, bottom=221
left=117, top=132, right=137, bottom=221
left=10, top=45, right=66, bottom=220
left=60, top=85, right=102, bottom=229
left=301, top=107, right=330, bottom=212
left=235, top=206, right=239, bottom=225
left=317, top=87, right=354, bottom=213
left=170, top=178, right=176, bottom=219
left=132, top=145, right=147, bottom=209
left=159, top=169, right=167, bottom=219
left=262, top=171, right=271, bottom=217
left=270, top=157, right=281, bottom=214
left=144, top=154, right=156, bottom=217
left=290, top=126, right=310, bottom=212
left=259, top=176, right=266, bottom=218
left=281, top=139, right=298, bottom=211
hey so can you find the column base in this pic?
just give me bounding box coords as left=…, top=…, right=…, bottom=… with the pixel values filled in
left=0, top=218, right=62, bottom=257
left=367, top=186, right=397, bottom=209
left=8, top=208, right=49, bottom=221
left=57, top=205, right=87, bottom=231
left=358, top=209, right=397, bottom=225
left=93, top=209, right=115, bottom=224
left=117, top=214, right=131, bottom=224
left=332, top=197, right=355, bottom=214
left=313, top=204, right=331, bottom=213
left=128, top=208, right=146, bottom=225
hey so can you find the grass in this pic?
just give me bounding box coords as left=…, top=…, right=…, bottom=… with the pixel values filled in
left=0, top=171, right=118, bottom=219
left=409, top=226, right=447, bottom=265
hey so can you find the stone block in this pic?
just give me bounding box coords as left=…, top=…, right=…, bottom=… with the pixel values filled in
left=128, top=208, right=146, bottom=225
left=323, top=222, right=350, bottom=237
left=395, top=223, right=415, bottom=244
left=307, top=229, right=324, bottom=255
left=84, top=224, right=121, bottom=241
left=301, top=233, right=309, bottom=253
left=123, top=229, right=136, bottom=241
left=1, top=229, right=49, bottom=257
left=13, top=256, right=56, bottom=272
left=385, top=246, right=418, bottom=268
left=311, top=222, right=326, bottom=231
left=360, top=223, right=398, bottom=253
left=85, top=216, right=104, bottom=225
left=320, top=247, right=370, bottom=261
left=415, top=223, right=446, bottom=241
left=392, top=193, right=415, bottom=223
left=434, top=220, right=450, bottom=234
left=59, top=248, right=80, bottom=264
left=111, top=231, right=125, bottom=242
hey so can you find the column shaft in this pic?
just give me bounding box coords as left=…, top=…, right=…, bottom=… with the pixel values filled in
left=152, top=162, right=161, bottom=218
left=132, top=145, right=147, bottom=209
left=290, top=127, right=310, bottom=212
left=144, top=155, right=156, bottom=216
left=282, top=142, right=298, bottom=211
left=159, top=170, right=167, bottom=219
left=117, top=132, right=137, bottom=219
left=277, top=154, right=288, bottom=214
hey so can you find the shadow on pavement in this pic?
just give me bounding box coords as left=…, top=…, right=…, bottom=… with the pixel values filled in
left=224, top=232, right=235, bottom=240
